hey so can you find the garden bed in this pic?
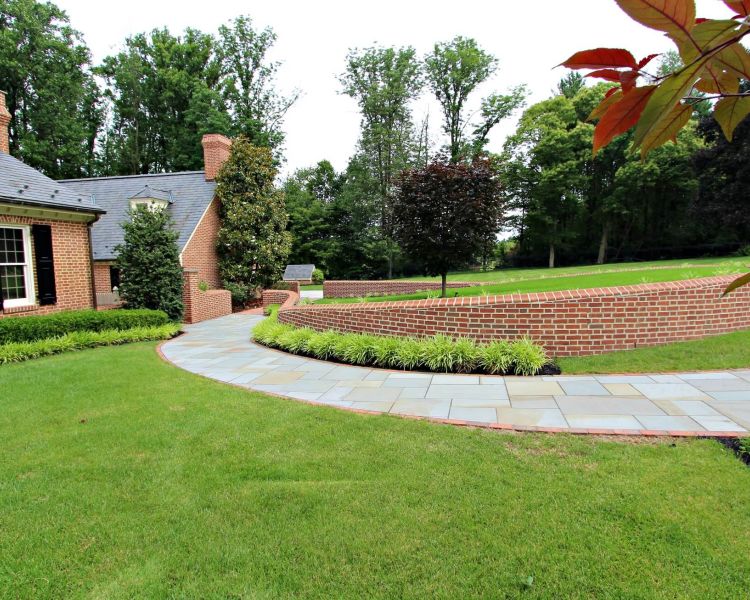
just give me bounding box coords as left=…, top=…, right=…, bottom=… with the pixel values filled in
left=253, top=307, right=558, bottom=376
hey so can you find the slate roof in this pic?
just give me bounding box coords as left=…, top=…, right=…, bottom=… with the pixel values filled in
left=0, top=152, right=104, bottom=214
left=59, top=171, right=215, bottom=261
left=283, top=264, right=315, bottom=281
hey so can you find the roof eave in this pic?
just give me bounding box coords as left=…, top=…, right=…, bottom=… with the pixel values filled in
left=0, top=195, right=106, bottom=214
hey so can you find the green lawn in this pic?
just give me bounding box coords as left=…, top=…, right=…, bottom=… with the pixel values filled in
left=402, top=255, right=750, bottom=284
left=559, top=328, right=750, bottom=373
left=2, top=344, right=750, bottom=598
left=317, top=259, right=749, bottom=303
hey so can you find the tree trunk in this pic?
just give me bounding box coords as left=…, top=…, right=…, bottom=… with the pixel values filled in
left=387, top=253, right=393, bottom=279
left=597, top=223, right=609, bottom=265
left=548, top=244, right=555, bottom=269
left=441, top=272, right=447, bottom=298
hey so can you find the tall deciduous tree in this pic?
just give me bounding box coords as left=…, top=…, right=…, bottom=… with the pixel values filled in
left=501, top=83, right=700, bottom=268
left=115, top=205, right=184, bottom=321
left=98, top=27, right=229, bottom=175
left=340, top=45, right=423, bottom=277
left=425, top=36, right=526, bottom=162
left=0, top=0, right=102, bottom=178
left=216, top=137, right=291, bottom=303
left=393, top=157, right=504, bottom=296
left=218, top=16, right=298, bottom=161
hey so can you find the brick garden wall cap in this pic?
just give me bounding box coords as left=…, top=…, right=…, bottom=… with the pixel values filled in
left=281, top=276, right=740, bottom=313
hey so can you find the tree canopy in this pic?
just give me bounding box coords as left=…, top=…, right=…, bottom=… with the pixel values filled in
left=0, top=0, right=101, bottom=178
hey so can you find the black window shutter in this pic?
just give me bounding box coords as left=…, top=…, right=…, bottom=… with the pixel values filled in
left=0, top=266, right=4, bottom=311
left=32, top=224, right=57, bottom=306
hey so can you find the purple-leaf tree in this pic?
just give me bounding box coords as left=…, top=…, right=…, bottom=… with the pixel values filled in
left=393, top=157, right=504, bottom=297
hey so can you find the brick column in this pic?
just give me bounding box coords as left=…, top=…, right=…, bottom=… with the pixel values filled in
left=182, top=268, right=198, bottom=324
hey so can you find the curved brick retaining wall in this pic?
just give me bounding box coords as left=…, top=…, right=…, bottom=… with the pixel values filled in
left=262, top=289, right=299, bottom=309
left=279, top=276, right=750, bottom=356
left=323, top=280, right=479, bottom=298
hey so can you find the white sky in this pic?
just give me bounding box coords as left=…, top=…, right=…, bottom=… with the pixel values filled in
left=57, top=0, right=731, bottom=176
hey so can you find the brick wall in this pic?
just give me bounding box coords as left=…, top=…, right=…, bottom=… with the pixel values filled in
left=262, top=288, right=299, bottom=309
left=0, top=215, right=95, bottom=318
left=323, top=280, right=479, bottom=298
left=278, top=276, right=750, bottom=357
left=180, top=197, right=221, bottom=288
left=182, top=268, right=232, bottom=324
left=93, top=261, right=113, bottom=294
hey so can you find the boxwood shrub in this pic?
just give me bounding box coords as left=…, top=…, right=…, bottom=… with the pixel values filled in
left=253, top=308, right=555, bottom=376
left=0, top=309, right=170, bottom=344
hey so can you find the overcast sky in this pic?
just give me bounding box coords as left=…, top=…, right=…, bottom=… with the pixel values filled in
left=57, top=0, right=730, bottom=176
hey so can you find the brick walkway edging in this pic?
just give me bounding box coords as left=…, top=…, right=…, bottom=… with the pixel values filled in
left=158, top=313, right=750, bottom=439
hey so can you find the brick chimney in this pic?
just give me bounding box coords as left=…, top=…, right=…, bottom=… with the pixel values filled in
left=0, top=91, right=10, bottom=155
left=201, top=134, right=231, bottom=181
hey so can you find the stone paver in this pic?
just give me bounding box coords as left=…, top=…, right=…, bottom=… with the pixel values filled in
left=159, top=313, right=749, bottom=436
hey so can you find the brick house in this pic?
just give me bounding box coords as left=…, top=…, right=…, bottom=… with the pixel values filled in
left=59, top=134, right=233, bottom=323
left=0, top=92, right=105, bottom=318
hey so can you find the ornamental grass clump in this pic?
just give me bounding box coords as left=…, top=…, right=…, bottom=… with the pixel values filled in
left=511, top=337, right=549, bottom=376
left=450, top=338, right=480, bottom=373
left=337, top=333, right=378, bottom=366
left=393, top=338, right=425, bottom=370
left=371, top=336, right=401, bottom=369
left=253, top=320, right=291, bottom=347
left=277, top=327, right=315, bottom=354
left=305, top=330, right=340, bottom=360
left=480, top=341, right=515, bottom=375
left=421, top=334, right=456, bottom=372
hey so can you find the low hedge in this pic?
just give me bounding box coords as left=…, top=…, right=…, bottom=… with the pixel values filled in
left=0, top=324, right=180, bottom=364
left=253, top=308, right=556, bottom=376
left=0, top=309, right=170, bottom=344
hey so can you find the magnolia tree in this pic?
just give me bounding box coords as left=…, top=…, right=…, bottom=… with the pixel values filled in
left=561, top=0, right=750, bottom=291
left=216, top=137, right=292, bottom=304
left=393, top=157, right=503, bottom=297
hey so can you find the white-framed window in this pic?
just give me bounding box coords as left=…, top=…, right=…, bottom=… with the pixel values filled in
left=0, top=225, right=35, bottom=308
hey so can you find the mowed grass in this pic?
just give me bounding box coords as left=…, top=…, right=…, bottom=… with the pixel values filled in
left=2, top=344, right=750, bottom=598
left=402, top=255, right=750, bottom=284
left=560, top=328, right=750, bottom=373
left=317, top=258, right=749, bottom=304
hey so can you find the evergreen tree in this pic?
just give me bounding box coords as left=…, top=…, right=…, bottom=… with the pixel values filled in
left=340, top=45, right=423, bottom=277
left=216, top=138, right=291, bottom=303
left=115, top=205, right=184, bottom=321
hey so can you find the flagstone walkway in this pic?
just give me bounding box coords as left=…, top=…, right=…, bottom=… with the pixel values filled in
left=160, top=312, right=750, bottom=437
